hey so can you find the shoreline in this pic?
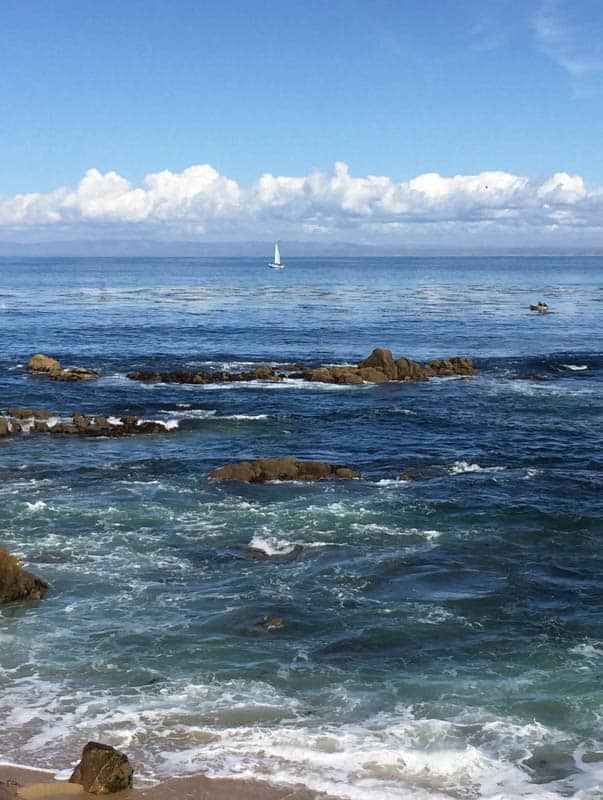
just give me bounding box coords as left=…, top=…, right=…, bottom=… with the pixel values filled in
left=0, top=764, right=340, bottom=800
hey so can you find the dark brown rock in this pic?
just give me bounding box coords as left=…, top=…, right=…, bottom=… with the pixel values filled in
left=73, top=412, right=93, bottom=430
left=32, top=421, right=49, bottom=433
left=209, top=457, right=360, bottom=483
left=357, top=367, right=390, bottom=383
left=0, top=419, right=9, bottom=437
left=9, top=420, right=22, bottom=434
left=358, top=348, right=398, bottom=379
left=69, top=741, right=133, bottom=794
left=27, top=354, right=61, bottom=373
left=8, top=408, right=34, bottom=419
left=51, top=423, right=78, bottom=435
left=0, top=545, right=48, bottom=604
left=51, top=366, right=99, bottom=382
left=517, top=373, right=549, bottom=381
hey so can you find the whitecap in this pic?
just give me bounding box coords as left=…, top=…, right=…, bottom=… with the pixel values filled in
left=22, top=500, right=48, bottom=513
left=248, top=532, right=298, bottom=557
left=449, top=461, right=506, bottom=475
left=561, top=364, right=588, bottom=371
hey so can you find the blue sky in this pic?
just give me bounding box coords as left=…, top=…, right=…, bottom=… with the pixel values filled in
left=1, top=0, right=602, bottom=244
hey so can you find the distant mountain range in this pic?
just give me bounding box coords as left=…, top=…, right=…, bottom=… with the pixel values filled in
left=1, top=240, right=602, bottom=258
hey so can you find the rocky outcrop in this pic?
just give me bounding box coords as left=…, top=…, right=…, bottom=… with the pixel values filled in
left=127, top=364, right=279, bottom=384
left=69, top=742, right=133, bottom=794
left=127, top=349, right=477, bottom=387
left=0, top=412, right=173, bottom=438
left=26, top=354, right=99, bottom=381
left=0, top=545, right=48, bottom=604
left=209, top=456, right=360, bottom=482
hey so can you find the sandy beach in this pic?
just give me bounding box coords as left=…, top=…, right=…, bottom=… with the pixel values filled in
left=0, top=765, right=337, bottom=800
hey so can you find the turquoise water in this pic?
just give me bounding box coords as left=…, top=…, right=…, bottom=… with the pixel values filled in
left=0, top=257, right=602, bottom=799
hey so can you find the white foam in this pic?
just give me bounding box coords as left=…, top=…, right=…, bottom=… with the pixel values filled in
left=216, top=414, right=268, bottom=421
left=449, top=461, right=506, bottom=475
left=22, top=500, right=47, bottom=513
left=569, top=643, right=603, bottom=659
left=248, top=532, right=298, bottom=557
left=561, top=364, right=588, bottom=371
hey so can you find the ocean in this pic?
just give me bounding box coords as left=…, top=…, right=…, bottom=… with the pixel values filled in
left=0, top=256, right=601, bottom=799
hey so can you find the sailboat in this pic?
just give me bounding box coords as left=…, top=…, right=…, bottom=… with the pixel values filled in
left=269, top=243, right=284, bottom=270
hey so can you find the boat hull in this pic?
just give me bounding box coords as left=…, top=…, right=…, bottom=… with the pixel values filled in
left=269, top=263, right=284, bottom=269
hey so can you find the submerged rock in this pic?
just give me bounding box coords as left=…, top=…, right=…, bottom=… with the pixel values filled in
left=258, top=616, right=285, bottom=631
left=209, top=456, right=360, bottom=483
left=69, top=741, right=133, bottom=794
left=0, top=545, right=48, bottom=604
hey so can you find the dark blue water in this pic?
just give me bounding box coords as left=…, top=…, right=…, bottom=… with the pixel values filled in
left=0, top=257, right=601, bottom=799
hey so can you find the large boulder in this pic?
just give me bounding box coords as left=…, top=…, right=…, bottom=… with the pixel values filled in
left=209, top=457, right=360, bottom=483
left=395, top=357, right=426, bottom=381
left=0, top=419, right=9, bottom=437
left=69, top=742, right=133, bottom=794
left=358, top=348, right=397, bottom=379
left=27, top=354, right=61, bottom=373
left=0, top=545, right=48, bottom=604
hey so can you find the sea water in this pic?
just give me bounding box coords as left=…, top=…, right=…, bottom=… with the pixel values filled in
left=0, top=256, right=601, bottom=799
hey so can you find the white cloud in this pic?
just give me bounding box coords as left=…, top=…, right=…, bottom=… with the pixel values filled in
left=1, top=161, right=603, bottom=243
left=532, top=0, right=603, bottom=77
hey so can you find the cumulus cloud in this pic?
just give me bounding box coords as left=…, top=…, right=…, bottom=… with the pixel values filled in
left=1, top=161, right=603, bottom=242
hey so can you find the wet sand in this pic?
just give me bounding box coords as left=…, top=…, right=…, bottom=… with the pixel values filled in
left=0, top=765, right=337, bottom=800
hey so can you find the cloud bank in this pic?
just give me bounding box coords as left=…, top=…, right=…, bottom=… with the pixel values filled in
left=2, top=162, right=603, bottom=244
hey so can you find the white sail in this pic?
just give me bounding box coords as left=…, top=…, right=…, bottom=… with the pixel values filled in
left=274, top=243, right=281, bottom=265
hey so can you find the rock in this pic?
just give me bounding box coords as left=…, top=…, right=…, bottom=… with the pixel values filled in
left=27, top=354, right=61, bottom=373
left=517, top=373, right=549, bottom=381
left=69, top=741, right=133, bottom=794
left=32, top=421, right=49, bottom=433
left=394, top=357, right=424, bottom=380
left=8, top=408, right=34, bottom=419
left=357, top=367, right=390, bottom=383
left=259, top=616, right=284, bottom=631
left=328, top=367, right=364, bottom=385
left=0, top=419, right=10, bottom=437
left=209, top=457, right=360, bottom=483
left=51, top=423, right=78, bottom=435
left=582, top=751, right=603, bottom=763
left=9, top=420, right=22, bottom=434
left=73, top=412, right=93, bottom=430
left=51, top=366, right=99, bottom=382
left=0, top=545, right=48, bottom=604
left=252, top=365, right=275, bottom=380
left=425, top=356, right=478, bottom=377
left=358, top=347, right=398, bottom=379
left=33, top=409, right=56, bottom=420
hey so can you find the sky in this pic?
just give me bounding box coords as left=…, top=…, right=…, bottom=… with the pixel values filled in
left=1, top=0, right=602, bottom=247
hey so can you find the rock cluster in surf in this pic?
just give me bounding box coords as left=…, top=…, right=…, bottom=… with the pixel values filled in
left=209, top=456, right=359, bottom=482
left=0, top=409, right=173, bottom=437
left=126, top=348, right=478, bottom=385
left=27, top=353, right=99, bottom=382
